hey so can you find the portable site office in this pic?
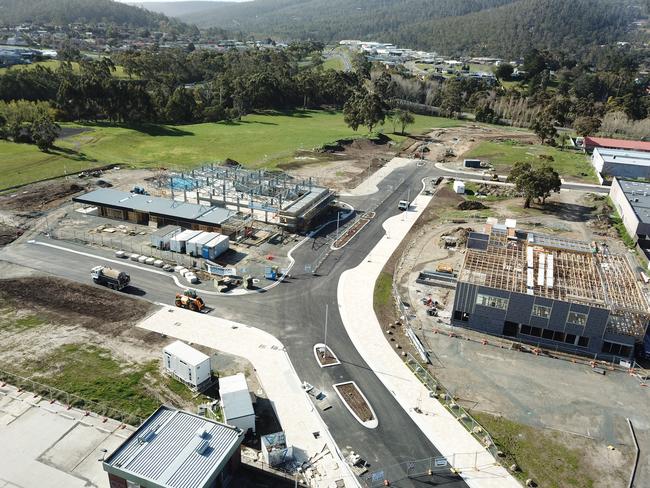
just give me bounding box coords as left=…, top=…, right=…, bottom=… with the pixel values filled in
left=186, top=232, right=220, bottom=257
left=170, top=230, right=202, bottom=253
left=150, top=225, right=181, bottom=249
left=202, top=235, right=230, bottom=260
left=163, top=340, right=211, bottom=389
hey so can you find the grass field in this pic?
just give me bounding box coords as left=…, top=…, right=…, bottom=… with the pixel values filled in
left=0, top=59, right=130, bottom=77
left=474, top=413, right=610, bottom=488
left=1, top=109, right=464, bottom=189
left=464, top=140, right=596, bottom=183
left=323, top=57, right=345, bottom=71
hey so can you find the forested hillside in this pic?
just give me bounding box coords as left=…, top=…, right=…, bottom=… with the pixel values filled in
left=0, top=0, right=181, bottom=28
left=174, top=0, right=643, bottom=57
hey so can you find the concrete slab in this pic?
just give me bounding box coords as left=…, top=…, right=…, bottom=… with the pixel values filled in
left=39, top=421, right=109, bottom=473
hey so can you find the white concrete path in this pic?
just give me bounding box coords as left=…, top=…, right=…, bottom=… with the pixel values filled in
left=137, top=307, right=359, bottom=488
left=337, top=182, right=521, bottom=488
left=339, top=157, right=414, bottom=197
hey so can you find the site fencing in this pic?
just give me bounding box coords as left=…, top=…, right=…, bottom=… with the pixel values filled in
left=0, top=368, right=143, bottom=426
left=360, top=451, right=496, bottom=488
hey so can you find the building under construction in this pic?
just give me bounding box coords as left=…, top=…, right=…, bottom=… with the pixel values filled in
left=452, top=220, right=650, bottom=360
left=158, top=164, right=335, bottom=231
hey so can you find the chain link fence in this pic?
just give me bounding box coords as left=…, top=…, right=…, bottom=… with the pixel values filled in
left=0, top=368, right=143, bottom=426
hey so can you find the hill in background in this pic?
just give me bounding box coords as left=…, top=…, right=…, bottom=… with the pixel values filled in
left=167, top=0, right=644, bottom=57
left=0, top=0, right=185, bottom=29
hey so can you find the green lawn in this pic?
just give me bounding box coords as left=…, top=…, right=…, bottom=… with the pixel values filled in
left=464, top=140, right=596, bottom=183
left=0, top=110, right=464, bottom=189
left=0, top=59, right=130, bottom=78
left=323, top=57, right=344, bottom=71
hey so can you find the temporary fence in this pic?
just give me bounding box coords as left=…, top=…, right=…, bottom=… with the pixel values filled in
left=0, top=368, right=143, bottom=426
left=361, top=451, right=495, bottom=488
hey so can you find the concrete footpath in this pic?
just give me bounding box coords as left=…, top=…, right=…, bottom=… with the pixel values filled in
left=337, top=181, right=521, bottom=488
left=137, top=307, right=357, bottom=488
left=339, top=157, right=414, bottom=197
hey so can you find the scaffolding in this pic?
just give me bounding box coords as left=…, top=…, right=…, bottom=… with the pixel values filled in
left=154, top=164, right=334, bottom=230
left=460, top=229, right=650, bottom=339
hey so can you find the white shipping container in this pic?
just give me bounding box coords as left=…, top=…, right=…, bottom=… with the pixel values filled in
left=186, top=232, right=219, bottom=257
left=453, top=180, right=465, bottom=194
left=150, top=225, right=181, bottom=249
left=203, top=235, right=230, bottom=260
left=170, top=230, right=202, bottom=253
left=163, top=340, right=211, bottom=388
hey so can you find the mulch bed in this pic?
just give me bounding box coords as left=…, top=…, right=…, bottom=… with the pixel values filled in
left=336, top=382, right=373, bottom=422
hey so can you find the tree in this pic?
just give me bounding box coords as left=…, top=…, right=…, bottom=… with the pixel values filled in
left=530, top=114, right=557, bottom=144
left=31, top=114, right=60, bottom=152
left=351, top=52, right=371, bottom=79
left=507, top=162, right=561, bottom=208
left=394, top=109, right=414, bottom=134
left=343, top=89, right=387, bottom=133
left=573, top=116, right=601, bottom=136
left=494, top=63, right=514, bottom=81
left=440, top=80, right=463, bottom=118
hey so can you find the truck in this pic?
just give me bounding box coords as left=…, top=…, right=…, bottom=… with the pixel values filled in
left=91, top=265, right=130, bottom=291
left=398, top=200, right=410, bottom=211
left=175, top=289, right=205, bottom=312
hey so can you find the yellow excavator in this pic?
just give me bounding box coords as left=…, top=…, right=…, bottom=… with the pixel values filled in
left=175, top=289, right=205, bottom=312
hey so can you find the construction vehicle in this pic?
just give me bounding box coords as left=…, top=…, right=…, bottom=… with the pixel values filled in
left=436, top=263, right=454, bottom=274
left=175, top=289, right=205, bottom=312
left=91, top=265, right=130, bottom=291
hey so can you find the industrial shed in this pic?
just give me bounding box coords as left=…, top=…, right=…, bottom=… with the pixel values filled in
left=219, top=373, right=255, bottom=435
left=73, top=189, right=239, bottom=234
left=103, top=406, right=244, bottom=488
left=609, top=178, right=650, bottom=241
left=591, top=148, right=650, bottom=183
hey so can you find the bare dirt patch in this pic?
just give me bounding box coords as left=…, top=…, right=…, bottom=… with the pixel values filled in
left=335, top=382, right=373, bottom=422
left=0, top=277, right=153, bottom=334
left=315, top=345, right=338, bottom=366
left=0, top=181, right=88, bottom=212
left=284, top=137, right=396, bottom=191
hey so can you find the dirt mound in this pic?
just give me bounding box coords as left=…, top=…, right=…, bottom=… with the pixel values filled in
left=458, top=200, right=489, bottom=210
left=0, top=224, right=23, bottom=247
left=222, top=158, right=241, bottom=167
left=0, top=181, right=88, bottom=212
left=320, top=134, right=390, bottom=153
left=0, top=277, right=154, bottom=334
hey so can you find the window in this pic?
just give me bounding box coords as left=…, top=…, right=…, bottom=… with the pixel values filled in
left=567, top=311, right=588, bottom=326
left=601, top=341, right=631, bottom=356
left=476, top=294, right=509, bottom=310
left=529, top=326, right=542, bottom=337
left=165, top=353, right=171, bottom=368
left=553, top=331, right=565, bottom=342
left=577, top=337, right=589, bottom=348
left=542, top=329, right=554, bottom=340
left=565, top=334, right=577, bottom=345
left=532, top=304, right=551, bottom=319
left=453, top=310, right=470, bottom=322
left=520, top=325, right=532, bottom=335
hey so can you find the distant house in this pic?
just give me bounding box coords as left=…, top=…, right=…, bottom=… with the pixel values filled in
left=583, top=136, right=650, bottom=154
left=591, top=148, right=650, bottom=184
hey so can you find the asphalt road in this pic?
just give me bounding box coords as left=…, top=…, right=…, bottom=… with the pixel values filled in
left=0, top=161, right=605, bottom=486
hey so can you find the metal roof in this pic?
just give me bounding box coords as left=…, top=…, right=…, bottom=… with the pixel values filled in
left=585, top=136, right=650, bottom=153
left=104, top=406, right=243, bottom=488
left=163, top=341, right=210, bottom=367
left=616, top=178, right=650, bottom=225
left=219, top=374, right=254, bottom=421
left=594, top=148, right=650, bottom=167
left=74, top=189, right=235, bottom=225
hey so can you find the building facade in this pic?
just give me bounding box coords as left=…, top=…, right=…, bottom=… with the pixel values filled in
left=609, top=178, right=650, bottom=241
left=452, top=226, right=650, bottom=360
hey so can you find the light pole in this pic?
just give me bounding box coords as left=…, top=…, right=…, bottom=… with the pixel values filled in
left=336, top=211, right=341, bottom=240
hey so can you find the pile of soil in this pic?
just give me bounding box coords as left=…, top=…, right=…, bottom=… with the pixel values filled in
left=0, top=181, right=87, bottom=212
left=222, top=158, right=241, bottom=167
left=0, top=223, right=22, bottom=247
left=443, top=226, right=474, bottom=246
left=0, top=277, right=154, bottom=334
left=458, top=200, right=488, bottom=210
left=320, top=134, right=390, bottom=153
left=472, top=183, right=519, bottom=198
